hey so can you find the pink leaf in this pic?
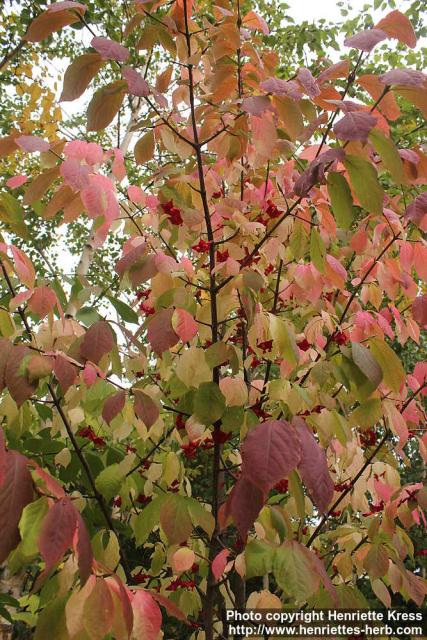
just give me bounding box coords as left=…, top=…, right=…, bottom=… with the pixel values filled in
left=91, top=36, right=130, bottom=62
left=102, top=390, right=126, bottom=425
left=344, top=28, right=387, bottom=52
left=47, top=1, right=87, bottom=13
left=212, top=549, right=229, bottom=581
left=297, top=68, right=320, bottom=98
left=132, top=590, right=162, bottom=640
left=15, top=135, right=50, bottom=153
left=412, top=295, right=427, bottom=328
left=147, top=308, right=179, bottom=355
left=28, top=286, right=57, bottom=318
left=241, top=96, right=272, bottom=116
left=123, top=67, right=150, bottom=97
left=11, top=245, right=35, bottom=288
left=60, top=158, right=91, bottom=191
left=80, top=320, right=115, bottom=364
left=0, top=451, right=33, bottom=563
left=293, top=417, right=334, bottom=513
left=115, top=242, right=158, bottom=287
left=134, top=390, right=159, bottom=428
left=405, top=193, right=427, bottom=226
left=82, top=363, right=99, bottom=386
left=379, top=68, right=427, bottom=87
left=39, top=497, right=77, bottom=573
left=105, top=576, right=133, bottom=637
left=6, top=175, right=28, bottom=188
left=241, top=419, right=301, bottom=493
left=333, top=111, right=378, bottom=142
left=172, top=308, right=198, bottom=342
left=260, top=78, right=303, bottom=100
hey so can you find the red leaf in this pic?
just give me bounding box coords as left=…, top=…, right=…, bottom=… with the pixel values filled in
left=344, top=28, right=387, bottom=52
left=172, top=308, right=198, bottom=343
left=412, top=295, right=427, bottom=328
left=15, top=135, right=50, bottom=153
left=405, top=193, right=427, bottom=226
left=212, top=549, right=229, bottom=581
left=333, top=111, right=378, bottom=142
left=80, top=320, right=115, bottom=364
left=28, top=286, right=57, bottom=318
left=0, top=339, right=13, bottom=392
left=0, top=451, right=33, bottom=563
left=134, top=390, right=159, bottom=428
left=376, top=10, right=417, bottom=48
left=106, top=575, right=133, bottom=637
left=91, top=36, right=130, bottom=62
left=123, top=67, right=150, bottom=97
left=39, top=497, right=78, bottom=573
left=102, top=390, right=126, bottom=425
left=5, top=345, right=37, bottom=407
left=297, top=68, right=320, bottom=98
left=223, top=476, right=265, bottom=540
left=241, top=419, right=301, bottom=493
left=115, top=242, right=158, bottom=287
left=379, top=68, right=427, bottom=87
left=54, top=355, right=78, bottom=393
left=150, top=592, right=187, bottom=622
left=0, top=428, right=6, bottom=487
left=147, top=308, right=179, bottom=355
left=28, top=460, right=65, bottom=499
left=132, top=590, right=162, bottom=640
left=293, top=417, right=334, bottom=513
left=75, top=513, right=93, bottom=585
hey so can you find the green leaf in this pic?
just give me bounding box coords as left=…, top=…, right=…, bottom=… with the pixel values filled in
left=289, top=220, right=308, bottom=259
left=160, top=494, right=193, bottom=545
left=273, top=541, right=320, bottom=602
left=0, top=193, right=29, bottom=239
left=310, top=228, right=326, bottom=273
left=34, top=596, right=69, bottom=640
left=327, top=172, right=355, bottom=229
left=106, top=295, right=139, bottom=324
left=351, top=342, right=383, bottom=389
left=288, top=469, right=305, bottom=521
left=187, top=497, right=215, bottom=538
left=369, top=338, right=405, bottom=392
left=344, top=155, right=384, bottom=215
left=18, top=497, right=49, bottom=557
left=269, top=314, right=298, bottom=366
left=350, top=397, right=382, bottom=429
left=369, top=129, right=404, bottom=183
left=133, top=496, right=165, bottom=545
left=193, top=382, right=226, bottom=425
left=95, top=464, right=124, bottom=501
left=245, top=540, right=275, bottom=578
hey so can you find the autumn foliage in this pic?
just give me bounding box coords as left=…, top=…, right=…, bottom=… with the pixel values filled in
left=0, top=0, right=426, bottom=638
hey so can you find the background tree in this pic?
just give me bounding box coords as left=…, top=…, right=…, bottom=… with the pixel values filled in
left=0, top=1, right=426, bottom=639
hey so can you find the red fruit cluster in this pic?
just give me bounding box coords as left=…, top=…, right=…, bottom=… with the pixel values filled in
left=416, top=549, right=427, bottom=556
left=363, top=500, right=385, bottom=516
left=139, top=301, right=155, bottom=315
left=181, top=441, right=200, bottom=459
left=361, top=430, right=377, bottom=447
left=161, top=199, right=183, bottom=225
left=332, top=331, right=349, bottom=345
left=79, top=426, right=106, bottom=447
left=265, top=199, right=282, bottom=219
left=192, top=239, right=212, bottom=253
left=133, top=572, right=150, bottom=584
left=175, top=413, right=187, bottom=430
left=113, top=496, right=122, bottom=507
left=274, top=478, right=289, bottom=493
left=136, top=288, right=151, bottom=300
left=297, top=338, right=311, bottom=351
left=216, top=249, right=229, bottom=263
left=166, top=578, right=196, bottom=591
left=136, top=494, right=152, bottom=505
left=257, top=339, right=273, bottom=352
